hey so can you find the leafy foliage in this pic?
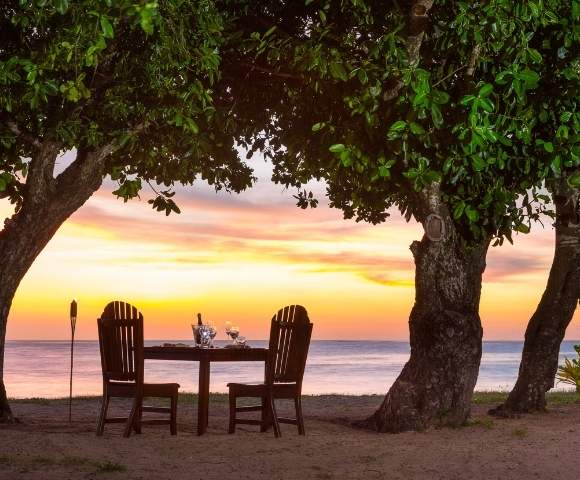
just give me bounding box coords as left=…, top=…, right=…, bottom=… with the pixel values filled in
left=0, top=0, right=254, bottom=212
left=218, top=0, right=579, bottom=244
left=556, top=345, right=580, bottom=392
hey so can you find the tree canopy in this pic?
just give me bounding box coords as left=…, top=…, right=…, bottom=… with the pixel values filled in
left=0, top=0, right=254, bottom=216
left=218, top=0, right=579, bottom=243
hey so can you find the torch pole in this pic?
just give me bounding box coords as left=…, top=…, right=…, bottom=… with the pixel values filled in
left=69, top=299, right=77, bottom=423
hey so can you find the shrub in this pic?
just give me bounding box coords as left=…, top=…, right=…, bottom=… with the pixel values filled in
left=556, top=346, right=580, bottom=392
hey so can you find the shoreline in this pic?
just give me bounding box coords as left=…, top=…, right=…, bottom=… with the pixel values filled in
left=9, top=390, right=580, bottom=404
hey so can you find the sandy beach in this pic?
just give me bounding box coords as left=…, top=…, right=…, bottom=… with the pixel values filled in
left=1, top=393, right=579, bottom=480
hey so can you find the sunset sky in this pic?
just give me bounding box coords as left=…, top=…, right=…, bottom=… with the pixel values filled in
left=2, top=151, right=579, bottom=341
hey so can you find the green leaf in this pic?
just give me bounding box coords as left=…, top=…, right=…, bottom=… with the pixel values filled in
left=543, top=142, right=554, bottom=153
left=515, top=223, right=530, bottom=234
left=527, top=48, right=542, bottom=63
left=460, top=95, right=476, bottom=106
left=479, top=98, right=494, bottom=112
left=465, top=206, right=479, bottom=223
left=389, top=120, right=407, bottom=132
left=518, top=69, right=540, bottom=88
left=185, top=118, right=199, bottom=134
left=431, top=90, right=450, bottom=105
left=263, top=26, right=277, bottom=38
left=311, top=122, right=325, bottom=132
left=378, top=166, right=390, bottom=178
left=430, top=104, right=443, bottom=128
left=357, top=69, right=368, bottom=85
left=471, top=156, right=487, bottom=171
left=495, top=70, right=511, bottom=85
left=478, top=83, right=493, bottom=98
left=329, top=143, right=346, bottom=153
left=100, top=16, right=114, bottom=39
left=410, top=122, right=425, bottom=135
left=453, top=201, right=465, bottom=219
left=340, top=150, right=352, bottom=167
left=568, top=172, right=580, bottom=188
left=54, top=0, right=69, bottom=14
left=329, top=62, right=348, bottom=81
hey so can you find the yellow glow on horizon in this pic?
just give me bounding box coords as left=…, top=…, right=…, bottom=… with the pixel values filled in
left=3, top=180, right=579, bottom=342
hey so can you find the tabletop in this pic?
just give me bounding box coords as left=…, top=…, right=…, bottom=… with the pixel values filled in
left=143, top=346, right=268, bottom=362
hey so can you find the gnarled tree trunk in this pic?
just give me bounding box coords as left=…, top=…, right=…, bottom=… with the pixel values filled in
left=362, top=187, right=489, bottom=432
left=491, top=180, right=580, bottom=415
left=0, top=143, right=107, bottom=423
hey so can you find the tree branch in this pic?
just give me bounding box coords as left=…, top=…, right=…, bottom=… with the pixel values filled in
left=383, top=0, right=435, bottom=102
left=55, top=123, right=148, bottom=198
left=239, top=61, right=303, bottom=81
left=466, top=44, right=482, bottom=78
left=24, top=140, right=61, bottom=206
left=0, top=111, right=41, bottom=149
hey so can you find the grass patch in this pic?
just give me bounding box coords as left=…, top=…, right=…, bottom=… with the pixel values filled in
left=512, top=428, right=528, bottom=438
left=466, top=417, right=495, bottom=429
left=0, top=455, right=14, bottom=466
left=471, top=391, right=580, bottom=406
left=60, top=456, right=92, bottom=466
left=95, top=461, right=127, bottom=473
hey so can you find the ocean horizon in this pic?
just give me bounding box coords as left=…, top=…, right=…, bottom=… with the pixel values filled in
left=5, top=340, right=580, bottom=398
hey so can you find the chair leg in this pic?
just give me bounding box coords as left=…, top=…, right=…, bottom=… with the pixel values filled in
left=96, top=395, right=110, bottom=436
left=132, top=402, right=143, bottom=434
left=268, top=394, right=281, bottom=438
left=295, top=396, right=305, bottom=435
left=228, top=392, right=236, bottom=434
left=260, top=396, right=270, bottom=432
left=124, top=396, right=140, bottom=438
left=170, top=394, right=178, bottom=435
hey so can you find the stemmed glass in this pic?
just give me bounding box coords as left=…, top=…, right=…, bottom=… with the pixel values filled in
left=225, top=321, right=247, bottom=346
left=225, top=321, right=239, bottom=345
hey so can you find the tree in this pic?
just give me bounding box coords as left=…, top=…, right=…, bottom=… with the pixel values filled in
left=0, top=1, right=254, bottom=422
left=492, top=176, right=580, bottom=415
left=217, top=0, right=574, bottom=431
left=489, top=2, right=579, bottom=414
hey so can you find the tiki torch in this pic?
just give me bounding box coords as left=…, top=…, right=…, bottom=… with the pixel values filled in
left=69, top=299, right=77, bottom=422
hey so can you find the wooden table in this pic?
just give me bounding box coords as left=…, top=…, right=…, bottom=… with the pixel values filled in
left=143, top=346, right=268, bottom=435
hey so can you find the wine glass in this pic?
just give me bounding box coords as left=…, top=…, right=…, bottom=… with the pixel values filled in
left=226, top=324, right=240, bottom=345
left=207, top=322, right=217, bottom=347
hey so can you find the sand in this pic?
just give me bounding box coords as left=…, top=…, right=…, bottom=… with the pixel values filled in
left=1, top=394, right=579, bottom=480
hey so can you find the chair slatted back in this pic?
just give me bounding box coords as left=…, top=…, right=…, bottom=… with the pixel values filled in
left=266, top=305, right=313, bottom=385
left=97, top=301, right=144, bottom=383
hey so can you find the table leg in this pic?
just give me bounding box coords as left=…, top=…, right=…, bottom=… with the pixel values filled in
left=197, top=358, right=210, bottom=435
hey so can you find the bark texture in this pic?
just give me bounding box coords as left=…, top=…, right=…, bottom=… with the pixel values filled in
left=0, top=142, right=108, bottom=423
left=491, top=181, right=580, bottom=415
left=360, top=181, right=489, bottom=432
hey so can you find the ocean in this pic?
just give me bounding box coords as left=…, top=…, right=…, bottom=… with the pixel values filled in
left=4, top=340, right=579, bottom=398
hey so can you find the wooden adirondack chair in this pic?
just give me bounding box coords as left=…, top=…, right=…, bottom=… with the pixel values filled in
left=227, top=305, right=313, bottom=437
left=96, top=301, right=179, bottom=437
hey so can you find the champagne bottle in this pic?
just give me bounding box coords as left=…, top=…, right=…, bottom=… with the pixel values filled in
left=194, top=313, right=203, bottom=345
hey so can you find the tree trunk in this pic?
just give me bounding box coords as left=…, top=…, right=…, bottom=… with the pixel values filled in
left=491, top=182, right=580, bottom=415
left=362, top=215, right=489, bottom=432
left=0, top=145, right=105, bottom=423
